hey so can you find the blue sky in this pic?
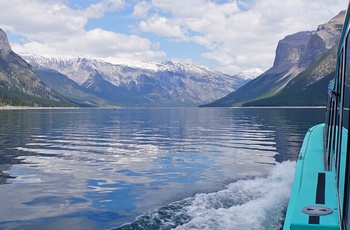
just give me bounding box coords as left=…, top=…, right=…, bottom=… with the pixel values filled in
left=0, top=0, right=347, bottom=74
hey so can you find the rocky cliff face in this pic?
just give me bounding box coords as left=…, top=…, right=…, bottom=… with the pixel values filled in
left=273, top=11, right=344, bottom=71
left=272, top=31, right=312, bottom=73
left=0, top=30, right=11, bottom=57
left=0, top=29, right=69, bottom=106
left=204, top=11, right=345, bottom=107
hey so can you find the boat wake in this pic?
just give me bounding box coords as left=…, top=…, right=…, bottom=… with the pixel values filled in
left=116, top=161, right=296, bottom=230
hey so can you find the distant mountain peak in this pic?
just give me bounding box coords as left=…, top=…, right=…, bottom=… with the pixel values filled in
left=316, top=10, right=344, bottom=49
left=101, top=56, right=159, bottom=71
left=238, top=68, right=264, bottom=80
left=319, top=10, right=345, bottom=31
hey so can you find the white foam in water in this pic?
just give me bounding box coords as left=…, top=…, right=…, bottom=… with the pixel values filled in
left=120, top=161, right=296, bottom=230
left=175, top=161, right=296, bottom=230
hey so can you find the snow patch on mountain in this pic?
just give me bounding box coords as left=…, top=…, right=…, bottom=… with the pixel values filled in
left=238, top=68, right=264, bottom=80
left=103, top=57, right=159, bottom=71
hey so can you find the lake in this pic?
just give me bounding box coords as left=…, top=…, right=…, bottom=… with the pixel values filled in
left=0, top=107, right=325, bottom=229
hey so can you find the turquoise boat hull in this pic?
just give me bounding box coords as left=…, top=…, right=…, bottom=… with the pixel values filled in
left=283, top=124, right=342, bottom=229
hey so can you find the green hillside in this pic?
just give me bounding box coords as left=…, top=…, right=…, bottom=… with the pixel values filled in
left=244, top=46, right=337, bottom=106
left=35, top=69, right=113, bottom=107
left=201, top=70, right=290, bottom=107
left=0, top=58, right=72, bottom=107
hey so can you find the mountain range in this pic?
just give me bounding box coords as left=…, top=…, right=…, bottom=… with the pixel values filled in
left=21, top=55, right=250, bottom=106
left=203, top=11, right=345, bottom=107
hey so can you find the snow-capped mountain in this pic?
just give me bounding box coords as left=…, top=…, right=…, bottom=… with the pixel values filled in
left=238, top=68, right=264, bottom=80
left=21, top=54, right=249, bottom=106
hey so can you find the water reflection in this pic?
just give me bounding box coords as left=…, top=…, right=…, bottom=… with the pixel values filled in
left=236, top=108, right=326, bottom=161
left=0, top=107, right=325, bottom=229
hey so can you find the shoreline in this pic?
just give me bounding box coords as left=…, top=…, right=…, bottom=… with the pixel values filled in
left=231, top=106, right=326, bottom=109
left=0, top=105, right=326, bottom=110
left=0, top=106, right=80, bottom=110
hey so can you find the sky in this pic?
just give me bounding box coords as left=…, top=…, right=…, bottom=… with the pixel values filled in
left=0, top=0, right=348, bottom=74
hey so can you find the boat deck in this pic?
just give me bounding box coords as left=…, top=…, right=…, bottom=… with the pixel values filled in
left=284, top=124, right=339, bottom=230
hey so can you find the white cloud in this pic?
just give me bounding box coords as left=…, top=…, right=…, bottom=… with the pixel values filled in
left=84, top=0, right=125, bottom=18
left=139, top=15, right=185, bottom=38
left=0, top=0, right=164, bottom=61
left=0, top=1, right=86, bottom=40
left=137, top=0, right=347, bottom=73
left=12, top=28, right=166, bottom=61
left=132, top=1, right=152, bottom=18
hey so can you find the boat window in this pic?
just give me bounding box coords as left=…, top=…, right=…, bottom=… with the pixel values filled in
left=344, top=34, right=350, bottom=117
left=325, top=87, right=333, bottom=169
left=341, top=29, right=350, bottom=229
left=334, top=49, right=343, bottom=176
left=326, top=49, right=343, bottom=172
left=326, top=97, right=336, bottom=169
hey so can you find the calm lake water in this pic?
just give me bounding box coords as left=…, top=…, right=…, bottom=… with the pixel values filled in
left=0, top=107, right=325, bottom=229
